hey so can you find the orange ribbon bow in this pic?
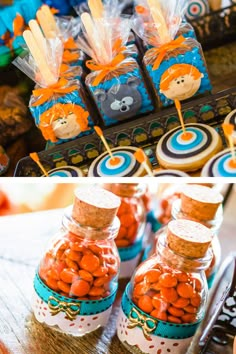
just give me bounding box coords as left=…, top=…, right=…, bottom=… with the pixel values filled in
left=148, top=36, right=189, bottom=71
left=63, top=50, right=80, bottom=63
left=32, top=78, right=77, bottom=106
left=86, top=53, right=133, bottom=86
left=64, top=37, right=78, bottom=50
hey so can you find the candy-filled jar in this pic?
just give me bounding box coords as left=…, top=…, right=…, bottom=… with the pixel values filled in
left=32, top=187, right=121, bottom=336
left=171, top=184, right=223, bottom=288
left=145, top=185, right=223, bottom=288
left=103, top=184, right=146, bottom=278
left=117, top=219, right=213, bottom=354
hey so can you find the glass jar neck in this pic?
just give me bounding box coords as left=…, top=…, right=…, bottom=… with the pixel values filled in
left=156, top=232, right=213, bottom=273
left=171, top=199, right=223, bottom=232
left=62, top=206, right=120, bottom=241
left=103, top=183, right=146, bottom=198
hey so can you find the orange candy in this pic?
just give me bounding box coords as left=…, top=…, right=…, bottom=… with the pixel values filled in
left=93, top=275, right=110, bottom=287
left=66, top=249, right=82, bottom=263
left=172, top=297, right=190, bottom=309
left=184, top=305, right=197, bottom=314
left=138, top=295, right=154, bottom=313
left=191, top=293, right=201, bottom=307
left=181, top=314, right=196, bottom=323
left=145, top=269, right=161, bottom=283
left=168, top=306, right=185, bottom=318
left=133, top=282, right=150, bottom=297
left=117, top=226, right=127, bottom=240
left=152, top=294, right=169, bottom=311
left=71, top=279, right=90, bottom=297
left=177, top=283, right=195, bottom=299
left=60, top=268, right=78, bottom=283
left=191, top=278, right=202, bottom=292
left=116, top=239, right=130, bottom=247
left=150, top=309, right=167, bottom=321
left=89, top=286, right=104, bottom=297
left=168, top=315, right=182, bottom=324
left=159, top=273, right=178, bottom=288
left=46, top=277, right=59, bottom=291
left=78, top=270, right=94, bottom=282
left=57, top=280, right=70, bottom=294
left=161, top=287, right=178, bottom=303
left=80, top=254, right=100, bottom=273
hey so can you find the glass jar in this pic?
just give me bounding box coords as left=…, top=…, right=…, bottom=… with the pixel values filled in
left=32, top=191, right=120, bottom=336
left=103, top=183, right=146, bottom=278
left=171, top=196, right=223, bottom=288
left=146, top=186, right=223, bottom=288
left=117, top=220, right=213, bottom=354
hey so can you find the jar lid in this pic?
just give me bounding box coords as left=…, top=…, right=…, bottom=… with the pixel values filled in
left=72, top=187, right=121, bottom=228
left=167, top=219, right=213, bottom=258
left=103, top=183, right=146, bottom=198
left=181, top=185, right=223, bottom=221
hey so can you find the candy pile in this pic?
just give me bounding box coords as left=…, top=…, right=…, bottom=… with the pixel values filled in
left=132, top=264, right=203, bottom=324
left=39, top=233, right=119, bottom=300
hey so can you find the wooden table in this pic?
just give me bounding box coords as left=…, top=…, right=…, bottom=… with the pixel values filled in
left=0, top=190, right=235, bottom=354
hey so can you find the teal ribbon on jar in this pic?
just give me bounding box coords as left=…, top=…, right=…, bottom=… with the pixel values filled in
left=122, top=283, right=201, bottom=339
left=34, top=272, right=117, bottom=319
left=118, top=233, right=144, bottom=262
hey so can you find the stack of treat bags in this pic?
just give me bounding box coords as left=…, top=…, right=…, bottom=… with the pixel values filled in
left=13, top=0, right=212, bottom=148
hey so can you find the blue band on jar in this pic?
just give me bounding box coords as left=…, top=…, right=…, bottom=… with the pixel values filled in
left=207, top=270, right=217, bottom=289
left=34, top=272, right=117, bottom=316
left=121, top=283, right=201, bottom=339
left=147, top=211, right=162, bottom=233
left=118, top=233, right=144, bottom=262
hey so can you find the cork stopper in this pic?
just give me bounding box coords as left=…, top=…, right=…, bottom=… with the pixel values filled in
left=72, top=187, right=121, bottom=228
left=181, top=185, right=223, bottom=221
left=167, top=219, right=213, bottom=258
left=103, top=183, right=140, bottom=198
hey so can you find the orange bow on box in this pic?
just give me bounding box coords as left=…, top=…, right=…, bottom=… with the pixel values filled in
left=32, top=78, right=78, bottom=106
left=147, top=36, right=189, bottom=71
left=86, top=53, right=133, bottom=86
left=64, top=37, right=78, bottom=50
left=63, top=50, right=80, bottom=63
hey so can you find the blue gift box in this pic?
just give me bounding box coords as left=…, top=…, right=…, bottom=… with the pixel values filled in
left=144, top=38, right=212, bottom=108
left=86, top=59, right=154, bottom=126
left=30, top=81, right=94, bottom=145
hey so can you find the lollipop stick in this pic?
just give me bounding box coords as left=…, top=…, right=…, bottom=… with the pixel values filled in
left=146, top=0, right=170, bottom=42
left=30, top=153, right=49, bottom=177
left=41, top=4, right=59, bottom=35
left=37, top=8, right=55, bottom=39
left=134, top=148, right=154, bottom=177
left=28, top=20, right=46, bottom=57
left=23, top=30, right=55, bottom=86
left=94, top=126, right=116, bottom=161
left=222, top=123, right=236, bottom=162
left=175, top=99, right=187, bottom=135
left=88, top=0, right=104, bottom=19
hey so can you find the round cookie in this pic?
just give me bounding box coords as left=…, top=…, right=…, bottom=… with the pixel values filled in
left=88, top=146, right=147, bottom=177
left=201, top=148, right=236, bottom=177
left=156, top=123, right=223, bottom=172
left=43, top=166, right=84, bottom=177
left=186, top=0, right=209, bottom=20
left=153, top=169, right=190, bottom=177
left=224, top=109, right=236, bottom=144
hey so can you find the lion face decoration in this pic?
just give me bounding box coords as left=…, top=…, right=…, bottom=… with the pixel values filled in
left=93, top=77, right=142, bottom=121
left=39, top=103, right=90, bottom=143
left=160, top=64, right=204, bottom=101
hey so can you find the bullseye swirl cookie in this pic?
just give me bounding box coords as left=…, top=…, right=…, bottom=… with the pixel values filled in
left=43, top=166, right=84, bottom=177
left=201, top=149, right=236, bottom=177
left=88, top=147, right=147, bottom=177
left=156, top=124, right=222, bottom=172
left=153, top=170, right=190, bottom=177
left=224, top=109, right=236, bottom=144
left=186, top=0, right=209, bottom=20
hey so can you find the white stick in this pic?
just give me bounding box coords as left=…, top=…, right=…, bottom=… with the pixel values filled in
left=23, top=30, right=55, bottom=86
